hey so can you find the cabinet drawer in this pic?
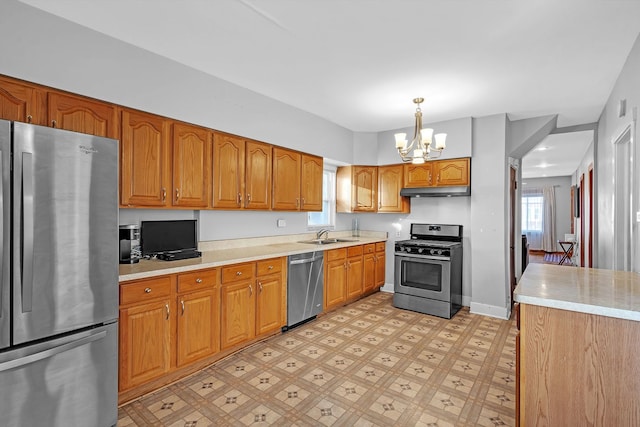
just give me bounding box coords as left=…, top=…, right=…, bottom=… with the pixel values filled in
left=221, top=262, right=255, bottom=283
left=375, top=242, right=386, bottom=252
left=326, top=248, right=347, bottom=262
left=256, top=258, right=282, bottom=276
left=120, top=276, right=172, bottom=306
left=347, top=245, right=363, bottom=257
left=363, top=244, right=376, bottom=254
left=177, top=269, right=218, bottom=293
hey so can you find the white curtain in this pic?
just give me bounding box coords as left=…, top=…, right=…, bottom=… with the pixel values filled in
left=541, top=186, right=556, bottom=252
left=523, top=186, right=556, bottom=252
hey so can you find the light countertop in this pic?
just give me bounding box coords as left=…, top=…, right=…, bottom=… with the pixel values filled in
left=119, top=231, right=388, bottom=282
left=514, top=263, right=640, bottom=321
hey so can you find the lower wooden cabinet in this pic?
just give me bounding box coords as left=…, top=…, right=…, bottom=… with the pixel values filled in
left=119, top=298, right=172, bottom=391
left=375, top=242, right=386, bottom=288
left=324, top=248, right=348, bottom=311
left=118, top=269, right=219, bottom=395
left=220, top=258, right=286, bottom=351
left=176, top=289, right=219, bottom=367
left=346, top=246, right=364, bottom=299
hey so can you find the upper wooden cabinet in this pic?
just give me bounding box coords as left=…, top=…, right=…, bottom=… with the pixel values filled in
left=213, top=133, right=271, bottom=210
left=120, top=109, right=171, bottom=207
left=301, top=154, right=323, bottom=211
left=48, top=92, right=119, bottom=138
left=0, top=76, right=47, bottom=125
left=404, top=158, right=470, bottom=188
left=378, top=164, right=410, bottom=213
left=272, top=148, right=322, bottom=211
left=172, top=123, right=212, bottom=208
left=337, top=165, right=378, bottom=213
left=404, top=163, right=433, bottom=188
left=434, top=158, right=470, bottom=186
left=245, top=140, right=272, bottom=210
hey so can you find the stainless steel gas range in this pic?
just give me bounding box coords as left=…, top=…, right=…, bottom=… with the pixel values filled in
left=393, top=223, right=463, bottom=319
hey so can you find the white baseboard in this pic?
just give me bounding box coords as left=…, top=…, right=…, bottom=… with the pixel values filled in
left=380, top=283, right=394, bottom=293
left=469, top=301, right=510, bottom=320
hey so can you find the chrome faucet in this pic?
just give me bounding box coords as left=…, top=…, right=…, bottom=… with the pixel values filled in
left=316, top=228, right=330, bottom=240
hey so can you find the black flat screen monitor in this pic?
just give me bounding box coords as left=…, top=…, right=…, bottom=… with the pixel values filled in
left=141, top=220, right=198, bottom=256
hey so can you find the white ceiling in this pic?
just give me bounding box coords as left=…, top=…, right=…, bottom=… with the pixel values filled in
left=521, top=131, right=593, bottom=179
left=17, top=0, right=640, bottom=176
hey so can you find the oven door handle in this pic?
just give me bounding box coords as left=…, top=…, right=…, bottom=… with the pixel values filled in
left=395, top=252, right=450, bottom=262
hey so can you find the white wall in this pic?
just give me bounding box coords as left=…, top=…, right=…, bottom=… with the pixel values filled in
left=596, top=33, right=640, bottom=271
left=469, top=114, right=510, bottom=318
left=521, top=176, right=573, bottom=249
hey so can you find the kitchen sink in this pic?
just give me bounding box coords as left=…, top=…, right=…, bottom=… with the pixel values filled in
left=298, top=238, right=359, bottom=245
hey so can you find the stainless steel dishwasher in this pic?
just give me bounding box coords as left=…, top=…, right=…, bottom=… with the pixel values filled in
left=285, top=251, right=324, bottom=330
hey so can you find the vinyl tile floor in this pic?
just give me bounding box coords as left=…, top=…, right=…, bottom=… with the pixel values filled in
left=118, top=292, right=517, bottom=426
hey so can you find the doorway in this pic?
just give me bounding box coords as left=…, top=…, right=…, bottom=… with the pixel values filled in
left=613, top=125, right=632, bottom=271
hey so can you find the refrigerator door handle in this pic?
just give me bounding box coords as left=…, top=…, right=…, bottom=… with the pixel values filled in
left=0, top=329, right=107, bottom=372
left=21, top=152, right=34, bottom=313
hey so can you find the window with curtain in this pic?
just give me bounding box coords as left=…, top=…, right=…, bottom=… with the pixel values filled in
left=522, top=195, right=543, bottom=232
left=307, top=168, right=336, bottom=228
left=522, top=186, right=556, bottom=252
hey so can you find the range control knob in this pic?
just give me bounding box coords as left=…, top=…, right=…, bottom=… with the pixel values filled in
left=418, top=248, right=424, bottom=254
left=405, top=247, right=412, bottom=253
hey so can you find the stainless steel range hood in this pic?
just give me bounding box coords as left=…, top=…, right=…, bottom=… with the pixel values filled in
left=400, top=185, right=471, bottom=197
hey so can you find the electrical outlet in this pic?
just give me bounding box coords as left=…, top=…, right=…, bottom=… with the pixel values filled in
left=395, top=231, right=401, bottom=237
left=636, top=211, right=640, bottom=223
left=277, top=219, right=286, bottom=228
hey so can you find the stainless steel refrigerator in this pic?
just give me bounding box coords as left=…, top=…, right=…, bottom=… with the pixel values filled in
left=0, top=120, right=118, bottom=427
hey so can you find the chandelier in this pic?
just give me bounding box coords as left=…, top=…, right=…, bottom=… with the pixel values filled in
left=394, top=97, right=446, bottom=164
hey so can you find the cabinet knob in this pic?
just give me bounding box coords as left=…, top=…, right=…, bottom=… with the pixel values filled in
left=247, top=194, right=251, bottom=203
left=27, top=115, right=33, bottom=123
left=165, top=304, right=170, bottom=320
left=162, top=188, right=167, bottom=202
left=175, top=188, right=180, bottom=200
left=268, top=265, right=273, bottom=270
left=51, top=119, right=57, bottom=128
left=196, top=278, right=203, bottom=283
left=237, top=193, right=242, bottom=206
left=236, top=271, right=242, bottom=276
left=181, top=300, right=185, bottom=315
left=144, top=287, right=151, bottom=293
left=249, top=284, right=253, bottom=296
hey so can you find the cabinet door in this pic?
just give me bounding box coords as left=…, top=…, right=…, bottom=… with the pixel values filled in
left=213, top=133, right=245, bottom=209
left=256, top=275, right=282, bottom=335
left=363, top=253, right=376, bottom=293
left=375, top=252, right=385, bottom=288
left=48, top=92, right=118, bottom=138
left=245, top=140, right=271, bottom=210
left=301, top=154, right=323, bottom=211
left=0, top=76, right=46, bottom=125
left=220, top=281, right=255, bottom=350
left=325, top=258, right=347, bottom=310
left=378, top=164, right=409, bottom=213
left=119, top=299, right=171, bottom=390
left=404, top=163, right=433, bottom=187
left=173, top=123, right=212, bottom=207
left=272, top=147, right=301, bottom=210
left=434, top=158, right=470, bottom=186
left=352, top=166, right=377, bottom=212
left=346, top=255, right=364, bottom=299
left=176, top=289, right=219, bottom=367
left=120, top=110, right=171, bottom=207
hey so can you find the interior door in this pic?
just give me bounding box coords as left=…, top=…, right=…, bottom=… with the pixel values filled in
left=12, top=123, right=118, bottom=345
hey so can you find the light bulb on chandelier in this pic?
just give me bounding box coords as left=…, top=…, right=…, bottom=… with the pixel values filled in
left=394, top=98, right=446, bottom=164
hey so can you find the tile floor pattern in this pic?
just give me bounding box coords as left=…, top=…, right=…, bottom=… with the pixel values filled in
left=118, top=293, right=517, bottom=426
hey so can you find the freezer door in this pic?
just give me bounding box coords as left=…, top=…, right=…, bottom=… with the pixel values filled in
left=0, top=120, right=10, bottom=349
left=0, top=322, right=118, bottom=427
left=12, top=123, right=118, bottom=345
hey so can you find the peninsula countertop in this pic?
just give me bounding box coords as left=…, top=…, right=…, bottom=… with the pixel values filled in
left=514, top=263, right=640, bottom=322
left=119, top=231, right=388, bottom=282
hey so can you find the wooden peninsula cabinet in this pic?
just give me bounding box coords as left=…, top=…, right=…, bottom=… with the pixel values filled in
left=515, top=264, right=640, bottom=426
